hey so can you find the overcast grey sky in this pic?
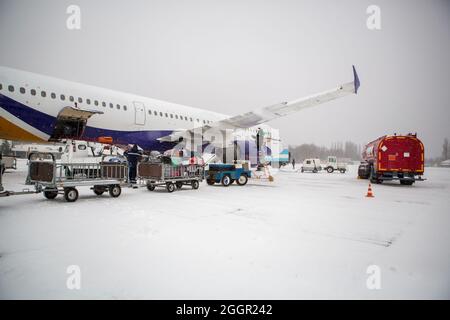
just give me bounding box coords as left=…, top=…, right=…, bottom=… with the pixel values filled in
left=1, top=0, right=449, bottom=157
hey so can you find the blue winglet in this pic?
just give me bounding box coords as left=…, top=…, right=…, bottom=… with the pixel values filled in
left=352, top=65, right=360, bottom=94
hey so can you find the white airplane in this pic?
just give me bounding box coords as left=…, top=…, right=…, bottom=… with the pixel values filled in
left=0, top=65, right=360, bottom=162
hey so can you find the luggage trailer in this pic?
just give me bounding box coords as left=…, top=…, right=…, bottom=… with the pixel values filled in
left=27, top=152, right=129, bottom=202
left=1, top=155, right=39, bottom=198
left=138, top=161, right=204, bottom=193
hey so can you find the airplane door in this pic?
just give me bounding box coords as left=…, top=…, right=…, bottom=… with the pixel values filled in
left=133, top=101, right=146, bottom=125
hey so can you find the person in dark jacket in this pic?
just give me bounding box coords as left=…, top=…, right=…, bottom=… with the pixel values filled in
left=124, top=144, right=142, bottom=183
left=292, top=158, right=296, bottom=170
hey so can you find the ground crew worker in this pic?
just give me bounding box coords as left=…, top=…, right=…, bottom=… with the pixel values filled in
left=124, top=144, right=142, bottom=183
left=292, top=158, right=296, bottom=170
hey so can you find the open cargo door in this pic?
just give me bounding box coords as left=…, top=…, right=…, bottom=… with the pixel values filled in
left=50, top=106, right=103, bottom=141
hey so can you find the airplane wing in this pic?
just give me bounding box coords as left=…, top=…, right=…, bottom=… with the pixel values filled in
left=158, top=65, right=360, bottom=142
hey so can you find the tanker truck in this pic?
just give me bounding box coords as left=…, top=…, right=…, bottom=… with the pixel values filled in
left=358, top=133, right=425, bottom=185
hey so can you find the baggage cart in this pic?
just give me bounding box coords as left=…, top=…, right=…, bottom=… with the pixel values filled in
left=27, top=152, right=129, bottom=202
left=138, top=159, right=204, bottom=193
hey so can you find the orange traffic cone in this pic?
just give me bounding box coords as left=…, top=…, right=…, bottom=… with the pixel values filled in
left=366, top=183, right=374, bottom=198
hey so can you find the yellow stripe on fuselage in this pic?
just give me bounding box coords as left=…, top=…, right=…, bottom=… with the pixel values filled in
left=0, top=116, right=46, bottom=142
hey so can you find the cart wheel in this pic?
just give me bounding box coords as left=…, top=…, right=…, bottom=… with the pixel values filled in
left=236, top=174, right=248, bottom=186
left=191, top=180, right=199, bottom=189
left=340, top=169, right=346, bottom=174
left=109, top=185, right=122, bottom=198
left=221, top=175, right=232, bottom=187
left=44, top=188, right=58, bottom=199
left=147, top=184, right=155, bottom=191
left=166, top=183, right=175, bottom=193
left=64, top=188, right=78, bottom=202
left=93, top=186, right=105, bottom=196
left=327, top=167, right=334, bottom=173
left=206, top=179, right=215, bottom=185
left=176, top=181, right=183, bottom=189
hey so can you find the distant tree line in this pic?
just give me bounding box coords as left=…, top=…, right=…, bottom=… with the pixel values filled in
left=288, top=141, right=362, bottom=162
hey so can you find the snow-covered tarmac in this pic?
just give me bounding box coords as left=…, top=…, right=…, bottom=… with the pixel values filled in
left=1, top=160, right=449, bottom=299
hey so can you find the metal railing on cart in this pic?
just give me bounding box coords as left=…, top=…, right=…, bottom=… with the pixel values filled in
left=27, top=152, right=129, bottom=202
left=137, top=155, right=204, bottom=193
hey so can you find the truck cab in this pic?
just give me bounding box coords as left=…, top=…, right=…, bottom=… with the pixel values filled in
left=323, top=156, right=347, bottom=173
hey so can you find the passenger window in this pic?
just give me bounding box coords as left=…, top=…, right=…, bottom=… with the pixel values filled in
left=154, top=110, right=158, bottom=115
left=175, top=115, right=178, bottom=119
left=160, top=112, right=163, bottom=116
left=109, top=103, right=113, bottom=108
left=190, top=117, right=193, bottom=122
left=123, top=105, right=127, bottom=111
left=78, top=97, right=83, bottom=103
left=51, top=92, right=56, bottom=99
left=0, top=83, right=2, bottom=90
left=8, top=85, right=14, bottom=92
left=60, top=94, right=65, bottom=100
left=86, top=99, right=91, bottom=105
left=41, top=91, right=46, bottom=97
left=197, top=119, right=200, bottom=122
left=116, top=104, right=120, bottom=110
left=102, top=102, right=106, bottom=107
left=165, top=113, right=168, bottom=117
left=203, top=120, right=206, bottom=124
left=148, top=110, right=151, bottom=115
left=31, top=89, right=36, bottom=96
left=94, top=100, right=99, bottom=106
left=170, top=114, right=173, bottom=118
left=20, top=87, right=26, bottom=94
left=69, top=96, right=74, bottom=102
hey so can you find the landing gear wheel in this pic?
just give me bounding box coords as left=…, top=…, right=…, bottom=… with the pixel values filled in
left=236, top=174, right=248, bottom=186
left=191, top=180, right=199, bottom=189
left=109, top=185, right=121, bottom=198
left=147, top=184, right=155, bottom=191
left=327, top=167, right=334, bottom=173
left=64, top=187, right=78, bottom=202
left=44, top=188, right=58, bottom=199
left=206, top=179, right=215, bottom=185
left=93, top=186, right=105, bottom=196
left=176, top=182, right=183, bottom=189
left=166, top=183, right=175, bottom=193
left=221, top=175, right=232, bottom=187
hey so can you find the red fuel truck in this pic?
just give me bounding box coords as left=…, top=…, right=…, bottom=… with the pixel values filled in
left=358, top=134, right=425, bottom=185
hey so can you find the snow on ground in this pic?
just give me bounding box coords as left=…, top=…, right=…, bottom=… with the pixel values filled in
left=0, top=159, right=449, bottom=299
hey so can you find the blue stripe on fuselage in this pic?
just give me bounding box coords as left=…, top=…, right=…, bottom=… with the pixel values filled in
left=0, top=93, right=176, bottom=151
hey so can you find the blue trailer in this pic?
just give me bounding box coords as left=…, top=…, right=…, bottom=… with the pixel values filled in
left=206, top=163, right=252, bottom=187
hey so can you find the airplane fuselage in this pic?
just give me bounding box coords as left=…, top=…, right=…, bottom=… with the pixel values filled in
left=0, top=66, right=267, bottom=152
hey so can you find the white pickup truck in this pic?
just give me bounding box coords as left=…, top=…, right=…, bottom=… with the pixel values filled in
left=323, top=156, right=347, bottom=173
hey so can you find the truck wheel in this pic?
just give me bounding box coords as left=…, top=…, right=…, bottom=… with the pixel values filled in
left=221, top=175, right=232, bottom=187
left=206, top=179, right=215, bottom=185
left=327, top=167, right=334, bottom=173
left=400, top=180, right=414, bottom=185
left=176, top=181, right=183, bottom=189
left=236, top=174, right=248, bottom=186
left=93, top=186, right=105, bottom=195
left=166, top=182, right=175, bottom=193
left=147, top=184, right=155, bottom=191
left=44, top=188, right=58, bottom=199
left=64, top=188, right=78, bottom=202
left=109, top=185, right=121, bottom=198
left=312, top=168, right=318, bottom=173
left=191, top=180, right=200, bottom=189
